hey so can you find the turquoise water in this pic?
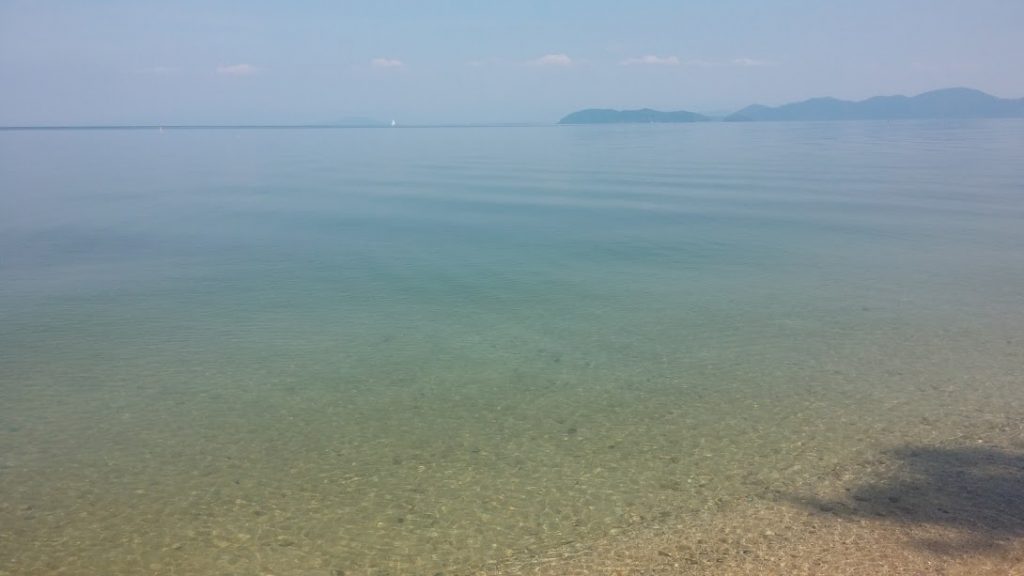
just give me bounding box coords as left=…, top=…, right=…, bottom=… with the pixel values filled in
left=1, top=122, right=1023, bottom=574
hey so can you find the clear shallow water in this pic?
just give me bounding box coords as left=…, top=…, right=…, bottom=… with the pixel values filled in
left=1, top=122, right=1023, bottom=574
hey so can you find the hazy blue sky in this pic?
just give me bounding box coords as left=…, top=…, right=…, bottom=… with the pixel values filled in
left=2, top=0, right=1022, bottom=124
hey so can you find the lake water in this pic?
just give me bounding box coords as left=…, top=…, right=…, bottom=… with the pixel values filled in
left=1, top=122, right=1023, bottom=575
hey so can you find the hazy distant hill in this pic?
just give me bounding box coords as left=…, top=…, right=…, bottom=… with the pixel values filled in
left=725, top=88, right=1024, bottom=122
left=559, top=108, right=709, bottom=124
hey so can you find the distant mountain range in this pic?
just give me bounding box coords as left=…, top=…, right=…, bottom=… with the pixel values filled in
left=559, top=108, right=709, bottom=124
left=726, top=88, right=1024, bottom=121
left=560, top=88, right=1024, bottom=125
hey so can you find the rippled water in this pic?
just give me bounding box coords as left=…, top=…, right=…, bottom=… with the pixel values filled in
left=1, top=122, right=1023, bottom=574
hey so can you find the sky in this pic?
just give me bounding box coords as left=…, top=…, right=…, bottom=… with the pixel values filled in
left=1, top=0, right=1023, bottom=125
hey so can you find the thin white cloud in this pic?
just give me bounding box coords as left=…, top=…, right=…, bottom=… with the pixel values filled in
left=620, top=55, right=680, bottom=66
left=371, top=57, right=404, bottom=69
left=531, top=53, right=572, bottom=67
left=216, top=63, right=259, bottom=76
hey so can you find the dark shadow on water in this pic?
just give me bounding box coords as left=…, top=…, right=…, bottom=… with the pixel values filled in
left=797, top=446, right=1024, bottom=555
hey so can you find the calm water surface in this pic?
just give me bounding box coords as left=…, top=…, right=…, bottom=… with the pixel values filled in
left=1, top=122, right=1023, bottom=574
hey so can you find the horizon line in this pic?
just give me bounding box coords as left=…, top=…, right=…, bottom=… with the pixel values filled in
left=0, top=122, right=561, bottom=131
